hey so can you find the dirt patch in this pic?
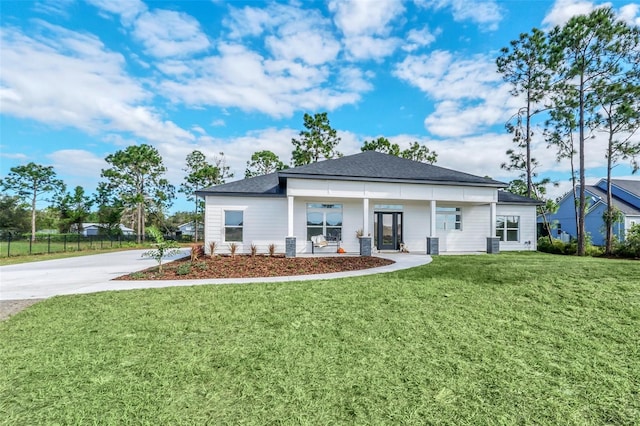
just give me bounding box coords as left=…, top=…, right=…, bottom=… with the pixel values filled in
left=116, top=255, right=394, bottom=280
left=0, top=299, right=44, bottom=322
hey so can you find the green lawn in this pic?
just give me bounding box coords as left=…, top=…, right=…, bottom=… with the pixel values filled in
left=1, top=253, right=638, bottom=425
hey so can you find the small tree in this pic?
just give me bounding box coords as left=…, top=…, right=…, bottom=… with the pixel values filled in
left=362, top=137, right=437, bottom=163
left=245, top=150, right=287, bottom=178
left=1, top=162, right=64, bottom=242
left=141, top=226, right=181, bottom=274
left=180, top=150, right=233, bottom=242
left=292, top=112, right=341, bottom=166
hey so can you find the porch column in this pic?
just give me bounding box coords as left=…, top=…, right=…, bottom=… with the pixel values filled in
left=286, top=196, right=296, bottom=258
left=287, top=196, right=294, bottom=236
left=487, top=202, right=500, bottom=254
left=427, top=200, right=439, bottom=255
left=490, top=202, right=497, bottom=236
left=360, top=198, right=371, bottom=256
left=430, top=200, right=437, bottom=236
left=363, top=198, right=369, bottom=235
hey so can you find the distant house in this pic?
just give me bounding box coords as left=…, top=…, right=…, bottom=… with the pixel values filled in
left=71, top=223, right=135, bottom=236
left=197, top=151, right=541, bottom=256
left=177, top=221, right=204, bottom=238
left=540, top=179, right=640, bottom=246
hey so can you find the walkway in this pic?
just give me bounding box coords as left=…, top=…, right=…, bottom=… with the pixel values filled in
left=0, top=250, right=432, bottom=300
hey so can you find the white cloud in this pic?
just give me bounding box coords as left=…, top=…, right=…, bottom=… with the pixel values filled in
left=417, top=0, right=503, bottom=31
left=224, top=3, right=341, bottom=66
left=394, top=50, right=513, bottom=137
left=329, top=0, right=405, bottom=37
left=33, top=0, right=75, bottom=18
left=47, top=149, right=108, bottom=190
left=328, top=0, right=405, bottom=60
left=0, top=23, right=194, bottom=144
left=619, top=4, right=640, bottom=26
left=132, top=9, right=210, bottom=58
left=541, top=0, right=610, bottom=27
left=402, top=26, right=439, bottom=52
left=265, top=30, right=340, bottom=66
left=85, top=0, right=147, bottom=25
left=343, top=35, right=403, bottom=61
left=158, top=43, right=365, bottom=117
left=0, top=151, right=29, bottom=160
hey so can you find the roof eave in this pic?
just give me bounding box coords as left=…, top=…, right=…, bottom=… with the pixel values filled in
left=196, top=191, right=286, bottom=198
left=279, top=173, right=506, bottom=188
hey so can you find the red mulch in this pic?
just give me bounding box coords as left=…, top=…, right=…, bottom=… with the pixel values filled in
left=116, top=255, right=394, bottom=280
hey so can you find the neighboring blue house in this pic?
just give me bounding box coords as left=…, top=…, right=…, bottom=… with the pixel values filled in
left=540, top=179, right=640, bottom=246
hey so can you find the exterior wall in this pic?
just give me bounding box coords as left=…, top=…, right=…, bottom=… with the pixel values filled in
left=203, top=196, right=288, bottom=255
left=204, top=180, right=523, bottom=254
left=286, top=178, right=498, bottom=203
left=496, top=204, right=538, bottom=251
left=436, top=203, right=489, bottom=252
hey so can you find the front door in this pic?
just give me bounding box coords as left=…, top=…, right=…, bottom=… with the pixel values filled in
left=375, top=212, right=402, bottom=250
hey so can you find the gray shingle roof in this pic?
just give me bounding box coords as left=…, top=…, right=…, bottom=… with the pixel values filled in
left=586, top=185, right=640, bottom=215
left=280, top=151, right=505, bottom=186
left=611, top=179, right=640, bottom=197
left=498, top=191, right=543, bottom=205
left=197, top=151, right=506, bottom=196
left=196, top=172, right=282, bottom=197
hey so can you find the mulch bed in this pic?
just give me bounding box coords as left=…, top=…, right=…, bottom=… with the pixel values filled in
left=116, top=255, right=394, bottom=280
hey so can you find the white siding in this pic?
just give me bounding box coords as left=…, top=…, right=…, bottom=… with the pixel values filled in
left=436, top=203, right=490, bottom=252
left=496, top=204, right=538, bottom=251
left=287, top=178, right=497, bottom=203
left=203, top=196, right=287, bottom=255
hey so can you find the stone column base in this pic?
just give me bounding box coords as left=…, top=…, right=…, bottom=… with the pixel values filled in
left=486, top=237, right=500, bottom=254
left=426, top=237, right=439, bottom=255
left=285, top=237, right=296, bottom=258
left=359, top=237, right=372, bottom=256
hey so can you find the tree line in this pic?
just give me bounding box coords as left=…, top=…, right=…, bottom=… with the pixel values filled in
left=1, top=112, right=436, bottom=242
left=497, top=7, right=639, bottom=255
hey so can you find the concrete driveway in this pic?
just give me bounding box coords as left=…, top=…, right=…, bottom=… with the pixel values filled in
left=0, top=250, right=431, bottom=300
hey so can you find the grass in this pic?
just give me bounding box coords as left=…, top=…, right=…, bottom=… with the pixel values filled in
left=1, top=252, right=638, bottom=424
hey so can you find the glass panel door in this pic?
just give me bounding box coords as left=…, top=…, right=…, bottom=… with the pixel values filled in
left=375, top=212, right=402, bottom=250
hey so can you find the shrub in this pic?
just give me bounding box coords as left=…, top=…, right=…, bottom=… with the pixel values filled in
left=537, top=237, right=568, bottom=254
left=250, top=244, right=257, bottom=257
left=190, top=244, right=204, bottom=262
left=229, top=242, right=238, bottom=257
left=141, top=226, right=181, bottom=273
left=537, top=235, right=604, bottom=257
left=176, top=263, right=192, bottom=275
left=615, top=224, right=640, bottom=258
left=268, top=243, right=276, bottom=257
left=208, top=241, right=217, bottom=257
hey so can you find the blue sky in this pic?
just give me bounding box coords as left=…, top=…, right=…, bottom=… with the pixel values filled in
left=1, top=0, right=640, bottom=213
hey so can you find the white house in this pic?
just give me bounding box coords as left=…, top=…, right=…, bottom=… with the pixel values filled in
left=196, top=151, right=540, bottom=256
left=72, top=223, right=135, bottom=236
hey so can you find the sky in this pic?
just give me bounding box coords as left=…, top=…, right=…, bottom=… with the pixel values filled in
left=1, top=0, right=640, bottom=213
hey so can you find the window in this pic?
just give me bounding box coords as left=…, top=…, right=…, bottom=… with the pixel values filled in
left=374, top=204, right=403, bottom=211
left=307, top=203, right=342, bottom=241
left=436, top=207, right=462, bottom=230
left=224, top=210, right=243, bottom=242
left=496, top=215, right=519, bottom=242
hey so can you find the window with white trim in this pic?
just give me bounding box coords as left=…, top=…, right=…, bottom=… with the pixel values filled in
left=496, top=215, right=519, bottom=242
left=224, top=210, right=243, bottom=242
left=307, top=203, right=342, bottom=241
left=436, top=207, right=462, bottom=230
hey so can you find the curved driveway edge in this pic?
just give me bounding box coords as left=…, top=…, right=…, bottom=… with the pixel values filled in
left=0, top=250, right=432, bottom=300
